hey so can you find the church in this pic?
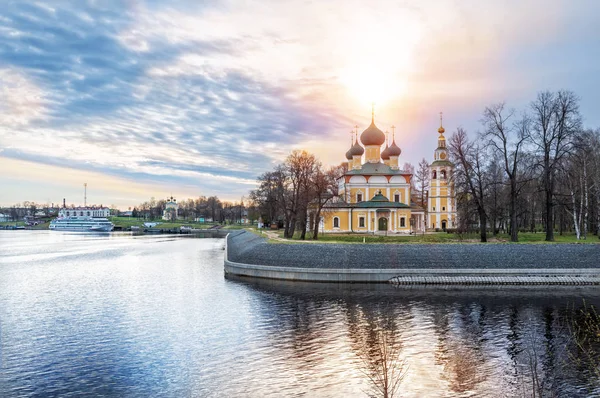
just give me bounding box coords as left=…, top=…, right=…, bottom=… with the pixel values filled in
left=321, top=109, right=457, bottom=233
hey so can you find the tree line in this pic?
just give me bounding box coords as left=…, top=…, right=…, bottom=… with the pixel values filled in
left=132, top=195, right=252, bottom=224
left=449, top=90, right=599, bottom=242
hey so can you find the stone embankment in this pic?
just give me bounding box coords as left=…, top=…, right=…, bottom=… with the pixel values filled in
left=224, top=230, right=600, bottom=285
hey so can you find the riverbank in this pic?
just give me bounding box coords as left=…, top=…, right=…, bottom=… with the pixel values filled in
left=267, top=230, right=600, bottom=244
left=224, top=230, right=600, bottom=284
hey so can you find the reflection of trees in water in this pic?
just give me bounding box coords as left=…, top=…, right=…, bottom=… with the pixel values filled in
left=233, top=279, right=600, bottom=396
left=431, top=303, right=488, bottom=394
left=566, top=303, right=600, bottom=394
left=252, top=293, right=341, bottom=372
left=345, top=301, right=410, bottom=398
left=502, top=304, right=600, bottom=397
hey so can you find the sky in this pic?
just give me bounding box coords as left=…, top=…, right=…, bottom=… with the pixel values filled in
left=1, top=0, right=599, bottom=209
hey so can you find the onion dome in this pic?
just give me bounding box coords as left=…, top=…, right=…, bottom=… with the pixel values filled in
left=349, top=140, right=364, bottom=157
left=360, top=121, right=386, bottom=146
left=438, top=126, right=445, bottom=134
left=345, top=147, right=353, bottom=160
left=381, top=143, right=391, bottom=160
left=388, top=140, right=401, bottom=156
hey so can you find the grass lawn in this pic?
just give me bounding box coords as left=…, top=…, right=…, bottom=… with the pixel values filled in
left=0, top=221, right=25, bottom=227
left=108, top=217, right=249, bottom=230
left=269, top=230, right=600, bottom=244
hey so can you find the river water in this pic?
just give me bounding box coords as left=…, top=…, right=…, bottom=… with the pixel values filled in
left=1, top=231, right=599, bottom=397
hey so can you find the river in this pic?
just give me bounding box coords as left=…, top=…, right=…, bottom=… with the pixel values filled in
left=1, top=231, right=599, bottom=397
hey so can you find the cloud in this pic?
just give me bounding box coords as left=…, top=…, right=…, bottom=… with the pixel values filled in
left=1, top=0, right=599, bottom=207
left=0, top=68, right=50, bottom=126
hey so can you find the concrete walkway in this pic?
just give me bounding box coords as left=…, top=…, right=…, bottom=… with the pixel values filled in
left=224, top=230, right=600, bottom=285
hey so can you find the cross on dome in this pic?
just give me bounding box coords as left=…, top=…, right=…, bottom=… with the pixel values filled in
left=438, top=112, right=445, bottom=134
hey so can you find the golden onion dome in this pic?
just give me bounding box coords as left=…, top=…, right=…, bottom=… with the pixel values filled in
left=349, top=140, right=364, bottom=157
left=345, top=147, right=353, bottom=160
left=380, top=144, right=390, bottom=160
left=388, top=140, right=401, bottom=157
left=360, top=121, right=386, bottom=146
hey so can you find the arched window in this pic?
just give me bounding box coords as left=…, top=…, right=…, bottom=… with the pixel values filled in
left=356, top=192, right=363, bottom=202
left=80, top=211, right=83, bottom=216
left=441, top=170, right=446, bottom=179
left=432, top=170, right=437, bottom=179
left=87, top=211, right=91, bottom=216
left=66, top=211, right=70, bottom=216
left=333, top=217, right=340, bottom=228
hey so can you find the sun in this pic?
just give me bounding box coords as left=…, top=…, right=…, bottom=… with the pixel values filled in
left=335, top=19, right=420, bottom=105
left=340, top=63, right=407, bottom=105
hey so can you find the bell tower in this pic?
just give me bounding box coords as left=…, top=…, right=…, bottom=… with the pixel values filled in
left=428, top=113, right=457, bottom=231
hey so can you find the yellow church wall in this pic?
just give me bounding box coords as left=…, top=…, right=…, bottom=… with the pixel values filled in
left=348, top=186, right=410, bottom=204
left=325, top=210, right=349, bottom=231
left=323, top=208, right=414, bottom=232
left=430, top=214, right=437, bottom=228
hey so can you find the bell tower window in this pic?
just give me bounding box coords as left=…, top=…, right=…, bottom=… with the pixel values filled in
left=432, top=170, right=437, bottom=179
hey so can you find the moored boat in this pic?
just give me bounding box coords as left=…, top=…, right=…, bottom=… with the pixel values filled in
left=49, top=216, right=114, bottom=232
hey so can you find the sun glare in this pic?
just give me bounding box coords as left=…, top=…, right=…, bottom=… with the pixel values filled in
left=336, top=17, right=420, bottom=105
left=340, top=63, right=407, bottom=105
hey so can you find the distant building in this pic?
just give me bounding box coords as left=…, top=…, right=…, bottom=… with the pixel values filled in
left=120, top=210, right=133, bottom=217
left=162, top=197, right=178, bottom=221
left=59, top=206, right=110, bottom=218
left=0, top=213, right=9, bottom=222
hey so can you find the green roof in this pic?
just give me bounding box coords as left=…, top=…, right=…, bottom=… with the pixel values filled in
left=430, top=160, right=454, bottom=167
left=356, top=201, right=410, bottom=208
left=355, top=191, right=410, bottom=208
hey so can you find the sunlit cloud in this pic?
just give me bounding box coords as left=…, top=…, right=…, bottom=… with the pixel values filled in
left=0, top=0, right=599, bottom=207
left=0, top=68, right=51, bottom=126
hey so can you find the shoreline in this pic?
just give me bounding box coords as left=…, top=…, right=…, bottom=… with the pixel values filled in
left=224, top=230, right=600, bottom=285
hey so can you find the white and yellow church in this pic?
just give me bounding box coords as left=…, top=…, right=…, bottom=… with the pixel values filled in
left=321, top=110, right=457, bottom=233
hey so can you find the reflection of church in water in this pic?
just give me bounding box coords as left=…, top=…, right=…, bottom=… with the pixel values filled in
left=322, top=108, right=457, bottom=233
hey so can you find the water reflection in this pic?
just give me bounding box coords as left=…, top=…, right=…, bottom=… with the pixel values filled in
left=228, top=276, right=600, bottom=397
left=2, top=232, right=599, bottom=397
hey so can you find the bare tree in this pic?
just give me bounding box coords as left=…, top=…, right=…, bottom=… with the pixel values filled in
left=284, top=150, right=318, bottom=239
left=482, top=103, right=531, bottom=241
left=449, top=128, right=490, bottom=242
left=415, top=158, right=430, bottom=209
left=529, top=90, right=581, bottom=241
left=485, top=156, right=505, bottom=236
left=310, top=164, right=345, bottom=240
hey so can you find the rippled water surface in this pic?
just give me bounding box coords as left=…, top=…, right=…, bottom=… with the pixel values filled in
left=1, top=231, right=600, bottom=397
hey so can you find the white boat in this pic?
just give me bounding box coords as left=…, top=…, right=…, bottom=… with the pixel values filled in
left=49, top=216, right=114, bottom=232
